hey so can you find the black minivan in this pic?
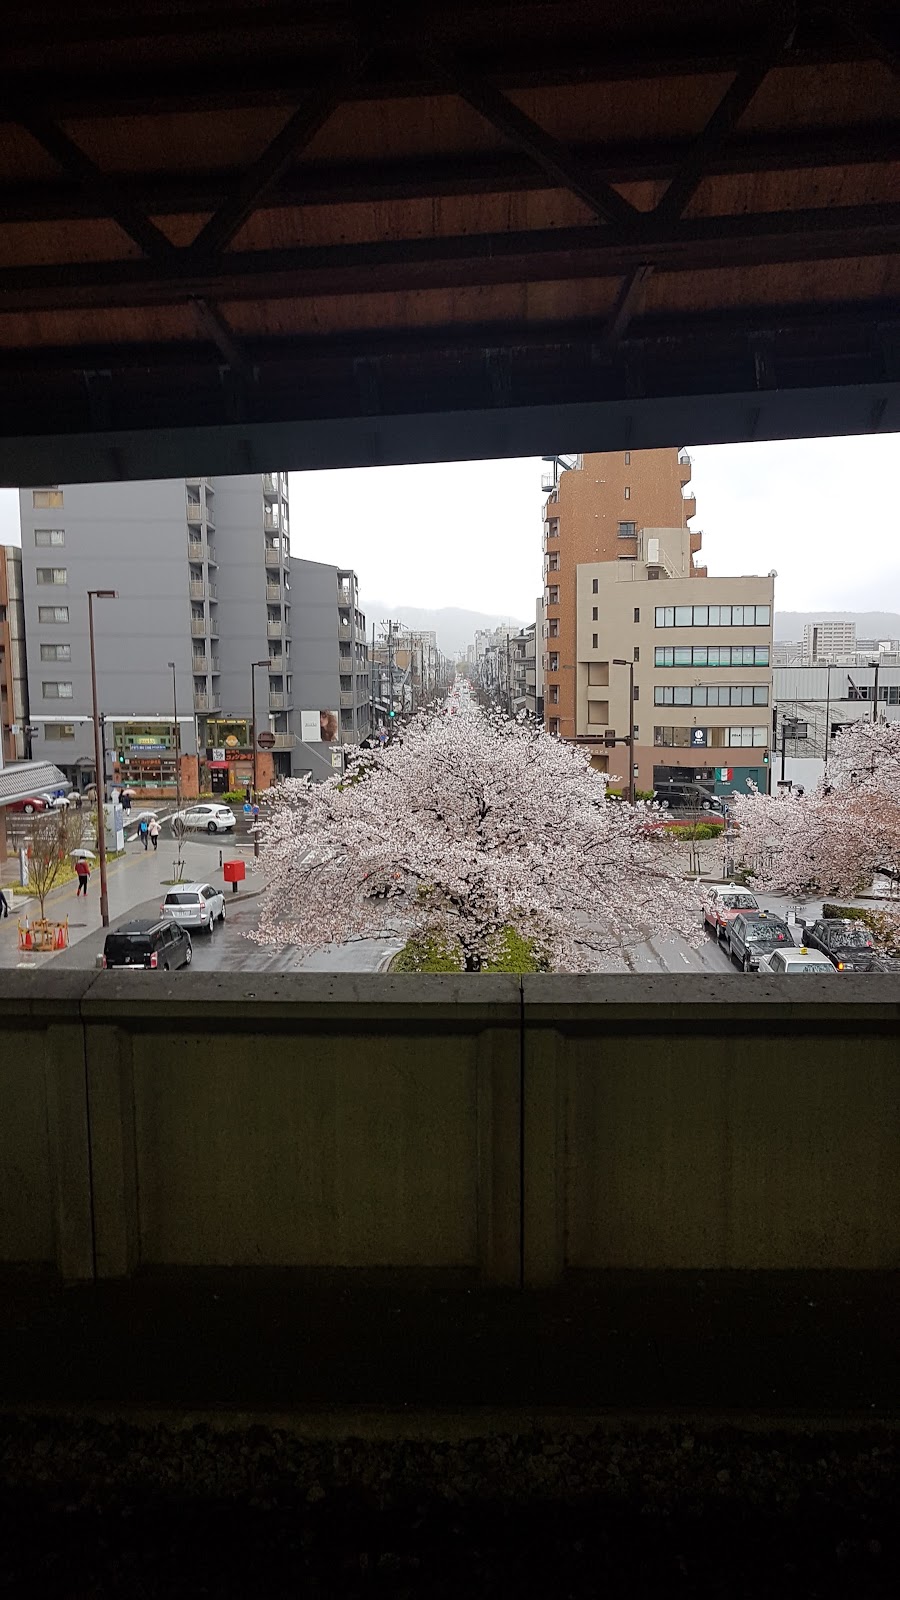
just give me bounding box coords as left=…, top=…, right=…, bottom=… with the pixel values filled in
left=102, top=918, right=193, bottom=970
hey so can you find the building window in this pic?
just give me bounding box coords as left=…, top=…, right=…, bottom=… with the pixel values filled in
left=624, top=487, right=631, bottom=500
left=44, top=723, right=76, bottom=740
left=655, top=604, right=771, bottom=628
left=633, top=685, right=639, bottom=701
left=592, top=579, right=598, bottom=594
left=729, top=727, right=769, bottom=747
left=633, top=646, right=639, bottom=662
left=34, top=528, right=65, bottom=546
left=33, top=488, right=63, bottom=508
left=38, top=605, right=69, bottom=623
left=618, top=522, right=636, bottom=539
left=36, top=567, right=68, bottom=585
left=549, top=654, right=559, bottom=671
left=633, top=606, right=640, bottom=622
left=549, top=684, right=559, bottom=704
left=624, top=451, right=631, bottom=465
left=549, top=718, right=560, bottom=735
left=592, top=633, right=598, bottom=649
left=654, top=684, right=770, bottom=707
left=654, top=645, right=770, bottom=667
left=40, top=643, right=71, bottom=662
left=42, top=681, right=73, bottom=698
left=592, top=606, right=598, bottom=621
left=548, top=619, right=559, bottom=638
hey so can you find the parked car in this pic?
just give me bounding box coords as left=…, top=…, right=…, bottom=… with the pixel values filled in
left=161, top=882, right=226, bottom=933
left=170, top=803, right=237, bottom=835
left=702, top=884, right=759, bottom=940
left=8, top=795, right=48, bottom=814
left=800, top=918, right=879, bottom=972
left=756, top=946, right=837, bottom=976
left=101, top=918, right=193, bottom=970
left=728, top=910, right=793, bottom=971
left=654, top=783, right=726, bottom=814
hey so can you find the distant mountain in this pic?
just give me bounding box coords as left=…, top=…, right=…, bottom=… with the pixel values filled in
left=775, top=611, right=900, bottom=641
left=360, top=602, right=530, bottom=658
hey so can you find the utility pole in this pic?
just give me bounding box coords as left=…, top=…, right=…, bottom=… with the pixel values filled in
left=168, top=661, right=183, bottom=872
left=87, top=589, right=117, bottom=927
left=250, top=660, right=268, bottom=857
left=506, top=634, right=513, bottom=716
left=872, top=658, right=880, bottom=723
left=370, top=620, right=375, bottom=734
left=612, top=655, right=636, bottom=805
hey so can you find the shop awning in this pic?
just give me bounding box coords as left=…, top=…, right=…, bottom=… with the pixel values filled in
left=0, top=761, right=70, bottom=808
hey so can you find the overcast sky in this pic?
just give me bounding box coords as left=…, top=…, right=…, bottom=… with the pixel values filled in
left=0, top=433, right=896, bottom=620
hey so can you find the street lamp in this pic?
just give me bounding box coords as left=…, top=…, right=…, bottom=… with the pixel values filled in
left=612, top=656, right=636, bottom=805
left=167, top=661, right=182, bottom=869
left=88, top=589, right=118, bottom=927
left=250, top=659, right=268, bottom=858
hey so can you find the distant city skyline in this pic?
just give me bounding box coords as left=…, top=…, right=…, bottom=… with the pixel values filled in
left=0, top=433, right=896, bottom=619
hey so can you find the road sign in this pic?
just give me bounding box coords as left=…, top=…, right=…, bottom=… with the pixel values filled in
left=257, top=731, right=276, bottom=749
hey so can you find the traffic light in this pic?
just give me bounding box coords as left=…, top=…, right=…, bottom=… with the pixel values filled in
left=762, top=751, right=769, bottom=764
left=388, top=709, right=396, bottom=719
left=603, top=731, right=616, bottom=747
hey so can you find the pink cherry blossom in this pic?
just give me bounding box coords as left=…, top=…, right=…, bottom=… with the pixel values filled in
left=254, top=688, right=702, bottom=970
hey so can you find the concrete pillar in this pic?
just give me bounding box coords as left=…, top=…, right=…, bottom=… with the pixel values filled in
left=521, top=1025, right=565, bottom=1286
left=42, top=1021, right=95, bottom=1279
left=475, top=1026, right=522, bottom=1285
left=85, top=1025, right=139, bottom=1277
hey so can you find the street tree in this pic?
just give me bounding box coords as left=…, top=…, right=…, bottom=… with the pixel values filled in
left=255, top=701, right=701, bottom=970
left=25, top=807, right=85, bottom=920
left=732, top=719, right=900, bottom=897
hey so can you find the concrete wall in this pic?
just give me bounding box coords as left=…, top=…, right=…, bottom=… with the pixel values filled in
left=289, top=558, right=344, bottom=780
left=0, top=973, right=898, bottom=1286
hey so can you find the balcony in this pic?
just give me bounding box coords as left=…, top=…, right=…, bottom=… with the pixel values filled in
left=268, top=653, right=285, bottom=672
left=193, top=692, right=220, bottom=712
left=186, top=503, right=202, bottom=525
left=682, top=493, right=697, bottom=519
left=263, top=509, right=280, bottom=532
left=543, top=520, right=561, bottom=547
left=268, top=692, right=289, bottom=710
left=337, top=586, right=352, bottom=605
left=187, top=538, right=209, bottom=562
left=190, top=618, right=207, bottom=638
left=272, top=732, right=296, bottom=750
left=189, top=579, right=216, bottom=601
left=264, top=545, right=283, bottom=567
left=266, top=620, right=282, bottom=638
left=191, top=654, right=208, bottom=673
left=340, top=690, right=354, bottom=708
left=262, top=473, right=278, bottom=497
left=265, top=581, right=282, bottom=601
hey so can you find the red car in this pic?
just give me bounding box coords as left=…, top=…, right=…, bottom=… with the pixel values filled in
left=702, top=884, right=759, bottom=941
left=8, top=795, right=48, bottom=814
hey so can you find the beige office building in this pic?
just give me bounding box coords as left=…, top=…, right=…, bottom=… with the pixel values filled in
left=576, top=526, right=774, bottom=797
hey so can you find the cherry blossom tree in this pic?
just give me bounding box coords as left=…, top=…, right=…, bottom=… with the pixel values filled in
left=255, top=693, right=701, bottom=970
left=732, top=719, right=900, bottom=898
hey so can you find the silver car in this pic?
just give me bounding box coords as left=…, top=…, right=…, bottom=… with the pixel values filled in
left=170, top=803, right=237, bottom=834
left=160, top=882, right=226, bottom=933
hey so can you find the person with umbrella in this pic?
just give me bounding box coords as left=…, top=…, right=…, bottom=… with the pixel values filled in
left=120, top=788, right=133, bottom=815
left=148, top=817, right=161, bottom=852
left=74, top=855, right=91, bottom=897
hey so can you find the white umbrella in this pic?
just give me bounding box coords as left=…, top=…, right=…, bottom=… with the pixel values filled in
left=70, top=848, right=96, bottom=860
left=132, top=809, right=159, bottom=822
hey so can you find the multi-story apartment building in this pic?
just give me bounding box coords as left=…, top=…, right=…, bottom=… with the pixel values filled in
left=17, top=474, right=294, bottom=794
left=543, top=450, right=774, bottom=798
left=802, top=620, right=857, bottom=663
left=774, top=663, right=900, bottom=789
left=0, top=546, right=30, bottom=763
left=289, top=560, right=370, bottom=777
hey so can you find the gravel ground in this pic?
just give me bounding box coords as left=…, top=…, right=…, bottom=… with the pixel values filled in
left=0, top=1415, right=897, bottom=1597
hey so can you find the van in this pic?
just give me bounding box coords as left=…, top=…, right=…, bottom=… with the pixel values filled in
left=653, top=783, right=725, bottom=814
left=102, top=918, right=193, bottom=970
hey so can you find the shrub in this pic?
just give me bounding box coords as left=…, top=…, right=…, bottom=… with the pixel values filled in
left=666, top=822, right=723, bottom=841
left=391, top=933, right=462, bottom=972
left=483, top=927, right=549, bottom=973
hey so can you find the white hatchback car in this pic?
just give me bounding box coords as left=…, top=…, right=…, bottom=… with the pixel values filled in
left=160, top=882, right=226, bottom=933
left=170, top=803, right=237, bottom=834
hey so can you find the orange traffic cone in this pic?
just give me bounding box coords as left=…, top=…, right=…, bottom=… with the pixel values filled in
left=54, top=922, right=66, bottom=950
left=23, top=922, right=33, bottom=952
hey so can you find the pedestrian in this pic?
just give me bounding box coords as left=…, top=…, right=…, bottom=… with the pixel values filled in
left=74, top=858, right=90, bottom=897
left=148, top=817, right=160, bottom=852
left=0, top=885, right=9, bottom=919
left=138, top=817, right=149, bottom=851
left=121, top=790, right=132, bottom=814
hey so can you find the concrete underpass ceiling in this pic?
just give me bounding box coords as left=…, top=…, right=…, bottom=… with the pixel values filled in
left=0, top=0, right=897, bottom=482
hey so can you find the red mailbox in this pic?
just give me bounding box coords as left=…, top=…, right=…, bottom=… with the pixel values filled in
left=223, top=858, right=246, bottom=893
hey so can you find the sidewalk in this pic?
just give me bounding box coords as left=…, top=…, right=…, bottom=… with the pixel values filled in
left=0, top=834, right=265, bottom=968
